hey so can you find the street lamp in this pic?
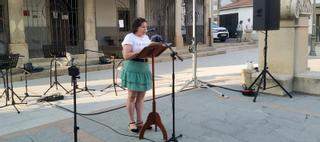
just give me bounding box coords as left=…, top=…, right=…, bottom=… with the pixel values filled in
left=310, top=0, right=317, bottom=56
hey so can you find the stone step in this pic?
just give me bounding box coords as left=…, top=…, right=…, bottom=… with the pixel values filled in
left=29, top=41, right=257, bottom=69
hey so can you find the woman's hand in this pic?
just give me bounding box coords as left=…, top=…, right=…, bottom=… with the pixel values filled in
left=122, top=44, right=138, bottom=60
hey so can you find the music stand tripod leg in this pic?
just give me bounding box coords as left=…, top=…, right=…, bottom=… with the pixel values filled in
left=113, top=84, right=118, bottom=96
left=56, top=82, right=69, bottom=93
left=11, top=90, right=22, bottom=101
left=116, top=84, right=126, bottom=90
left=0, top=78, right=5, bottom=98
left=100, top=84, right=113, bottom=92
left=0, top=71, right=5, bottom=98
left=0, top=91, right=5, bottom=98
left=86, top=90, right=94, bottom=97
left=43, top=83, right=55, bottom=96
left=21, top=72, right=41, bottom=102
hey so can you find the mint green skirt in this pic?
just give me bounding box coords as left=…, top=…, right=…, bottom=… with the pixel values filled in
left=121, top=60, right=152, bottom=92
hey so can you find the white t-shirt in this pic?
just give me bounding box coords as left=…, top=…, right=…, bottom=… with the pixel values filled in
left=244, top=20, right=253, bottom=32
left=121, top=33, right=151, bottom=53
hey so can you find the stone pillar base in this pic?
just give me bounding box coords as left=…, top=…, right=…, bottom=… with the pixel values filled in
left=84, top=40, right=100, bottom=60
left=9, top=43, right=29, bottom=66
left=241, top=69, right=293, bottom=96
left=294, top=72, right=320, bottom=95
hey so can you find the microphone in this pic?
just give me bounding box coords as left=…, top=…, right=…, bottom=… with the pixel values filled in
left=151, top=34, right=163, bottom=42
left=147, top=28, right=156, bottom=33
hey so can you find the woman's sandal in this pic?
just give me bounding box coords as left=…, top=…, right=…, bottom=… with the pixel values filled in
left=128, top=122, right=139, bottom=133
left=136, top=122, right=152, bottom=130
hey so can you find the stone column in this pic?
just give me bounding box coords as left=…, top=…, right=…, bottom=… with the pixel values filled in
left=204, top=0, right=212, bottom=46
left=175, top=0, right=184, bottom=48
left=8, top=0, right=29, bottom=64
left=293, top=17, right=309, bottom=74
left=136, top=0, right=145, bottom=18
left=84, top=0, right=99, bottom=58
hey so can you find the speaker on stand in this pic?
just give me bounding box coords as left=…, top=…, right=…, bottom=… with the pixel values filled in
left=249, top=0, right=293, bottom=102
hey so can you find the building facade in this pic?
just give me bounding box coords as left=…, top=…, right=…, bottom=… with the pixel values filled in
left=0, top=0, right=212, bottom=63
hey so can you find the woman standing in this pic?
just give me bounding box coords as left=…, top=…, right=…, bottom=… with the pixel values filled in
left=121, top=17, right=152, bottom=133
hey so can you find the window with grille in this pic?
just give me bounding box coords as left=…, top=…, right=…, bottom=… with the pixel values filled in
left=118, top=9, right=130, bottom=32
left=0, top=5, right=4, bottom=33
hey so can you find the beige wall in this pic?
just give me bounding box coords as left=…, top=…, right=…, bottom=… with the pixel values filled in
left=95, top=0, right=117, bottom=27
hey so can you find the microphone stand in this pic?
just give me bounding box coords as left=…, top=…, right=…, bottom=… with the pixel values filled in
left=68, top=59, right=80, bottom=142
left=165, top=43, right=183, bottom=142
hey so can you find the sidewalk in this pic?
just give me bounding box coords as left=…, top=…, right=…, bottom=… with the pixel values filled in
left=0, top=48, right=319, bottom=142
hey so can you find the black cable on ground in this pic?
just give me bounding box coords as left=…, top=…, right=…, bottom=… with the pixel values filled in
left=45, top=101, right=156, bottom=142
left=81, top=115, right=156, bottom=142
left=55, top=92, right=172, bottom=116
left=206, top=83, right=256, bottom=97
left=206, top=84, right=243, bottom=93
left=43, top=82, right=253, bottom=141
left=52, top=83, right=252, bottom=117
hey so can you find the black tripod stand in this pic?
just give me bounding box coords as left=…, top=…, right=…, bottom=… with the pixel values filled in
left=21, top=64, right=41, bottom=102
left=248, top=30, right=293, bottom=102
left=68, top=59, right=80, bottom=142
left=0, top=54, right=26, bottom=113
left=43, top=46, right=69, bottom=96
left=100, top=56, right=126, bottom=96
left=166, top=43, right=183, bottom=142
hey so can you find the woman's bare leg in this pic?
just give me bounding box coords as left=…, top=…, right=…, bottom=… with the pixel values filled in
left=127, top=90, right=137, bottom=127
left=135, top=91, right=146, bottom=124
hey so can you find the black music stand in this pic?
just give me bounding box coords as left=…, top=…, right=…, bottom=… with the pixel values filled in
left=0, top=54, right=26, bottom=113
left=69, top=49, right=98, bottom=97
left=21, top=63, right=41, bottom=102
left=42, top=45, right=69, bottom=96
left=0, top=70, right=5, bottom=98
left=100, top=50, right=126, bottom=96
left=100, top=56, right=125, bottom=96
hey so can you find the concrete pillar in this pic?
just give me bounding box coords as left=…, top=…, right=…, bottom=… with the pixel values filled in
left=175, top=0, right=184, bottom=48
left=204, top=0, right=212, bottom=46
left=136, top=0, right=145, bottom=18
left=258, top=17, right=309, bottom=76
left=8, top=0, right=28, bottom=64
left=84, top=0, right=99, bottom=58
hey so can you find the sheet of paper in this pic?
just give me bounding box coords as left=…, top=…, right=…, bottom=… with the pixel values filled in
left=119, top=20, right=124, bottom=28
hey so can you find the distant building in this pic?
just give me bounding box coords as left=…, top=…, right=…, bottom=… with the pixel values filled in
left=218, top=0, right=253, bottom=38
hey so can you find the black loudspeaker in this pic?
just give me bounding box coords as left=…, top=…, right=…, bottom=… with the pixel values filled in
left=253, top=0, right=280, bottom=31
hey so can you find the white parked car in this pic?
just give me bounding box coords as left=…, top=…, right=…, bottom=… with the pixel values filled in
left=212, top=23, right=229, bottom=42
